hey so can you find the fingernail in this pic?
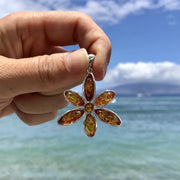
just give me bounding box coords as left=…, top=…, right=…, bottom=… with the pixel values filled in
left=103, top=60, right=109, bottom=78
left=66, top=49, right=89, bottom=73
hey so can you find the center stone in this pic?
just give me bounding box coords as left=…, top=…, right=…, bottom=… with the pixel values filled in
left=84, top=103, right=94, bottom=113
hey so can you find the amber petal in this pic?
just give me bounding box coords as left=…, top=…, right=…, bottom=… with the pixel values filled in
left=94, top=91, right=115, bottom=106
left=58, top=109, right=84, bottom=125
left=65, top=90, right=85, bottom=106
left=83, top=73, right=95, bottom=101
left=95, top=108, right=121, bottom=126
left=84, top=114, right=97, bottom=137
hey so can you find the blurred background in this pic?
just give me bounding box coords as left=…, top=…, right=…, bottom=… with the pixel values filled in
left=0, top=0, right=180, bottom=179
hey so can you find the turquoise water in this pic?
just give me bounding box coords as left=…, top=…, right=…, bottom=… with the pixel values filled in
left=0, top=96, right=180, bottom=180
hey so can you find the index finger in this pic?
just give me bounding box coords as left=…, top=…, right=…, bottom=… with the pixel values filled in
left=4, top=11, right=111, bottom=80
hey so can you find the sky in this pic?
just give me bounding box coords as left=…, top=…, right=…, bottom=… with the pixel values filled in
left=0, top=0, right=180, bottom=88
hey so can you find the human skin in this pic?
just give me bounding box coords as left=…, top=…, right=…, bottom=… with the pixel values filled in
left=0, top=11, right=111, bottom=125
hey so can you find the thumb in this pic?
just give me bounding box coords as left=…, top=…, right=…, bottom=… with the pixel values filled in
left=0, top=48, right=89, bottom=97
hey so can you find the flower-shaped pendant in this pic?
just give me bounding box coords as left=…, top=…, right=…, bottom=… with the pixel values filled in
left=58, top=54, right=121, bottom=137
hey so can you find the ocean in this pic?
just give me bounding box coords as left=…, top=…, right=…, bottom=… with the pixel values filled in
left=0, top=96, right=180, bottom=180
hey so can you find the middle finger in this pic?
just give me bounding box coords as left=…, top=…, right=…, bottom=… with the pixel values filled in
left=14, top=93, right=68, bottom=114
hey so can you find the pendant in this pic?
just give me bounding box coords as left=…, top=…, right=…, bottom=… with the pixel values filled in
left=58, top=54, right=121, bottom=137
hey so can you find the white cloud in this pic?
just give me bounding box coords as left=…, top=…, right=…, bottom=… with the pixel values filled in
left=104, top=62, right=180, bottom=86
left=0, top=0, right=180, bottom=24
left=157, top=0, right=180, bottom=10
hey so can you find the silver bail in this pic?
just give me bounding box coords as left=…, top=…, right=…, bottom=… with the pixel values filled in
left=88, top=54, right=95, bottom=72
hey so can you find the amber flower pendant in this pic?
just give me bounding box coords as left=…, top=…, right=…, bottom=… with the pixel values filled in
left=58, top=54, right=121, bottom=137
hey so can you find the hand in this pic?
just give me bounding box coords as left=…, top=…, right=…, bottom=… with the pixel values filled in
left=0, top=11, right=111, bottom=125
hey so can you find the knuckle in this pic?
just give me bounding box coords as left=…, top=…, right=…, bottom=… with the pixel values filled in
left=55, top=54, right=69, bottom=75
left=37, top=55, right=56, bottom=87
left=37, top=54, right=68, bottom=91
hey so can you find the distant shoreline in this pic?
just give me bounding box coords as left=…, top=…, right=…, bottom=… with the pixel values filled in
left=115, top=94, right=180, bottom=97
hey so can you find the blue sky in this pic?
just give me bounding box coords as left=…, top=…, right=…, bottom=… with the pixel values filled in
left=106, top=10, right=180, bottom=67
left=0, top=0, right=180, bottom=88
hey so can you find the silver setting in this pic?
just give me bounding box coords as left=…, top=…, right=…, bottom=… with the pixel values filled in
left=88, top=54, right=95, bottom=73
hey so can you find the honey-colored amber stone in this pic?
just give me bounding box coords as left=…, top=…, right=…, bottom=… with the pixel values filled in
left=94, top=91, right=115, bottom=106
left=58, top=109, right=84, bottom=125
left=65, top=91, right=85, bottom=106
left=84, top=114, right=96, bottom=137
left=95, top=108, right=121, bottom=126
left=84, top=103, right=94, bottom=113
left=84, top=73, right=95, bottom=101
